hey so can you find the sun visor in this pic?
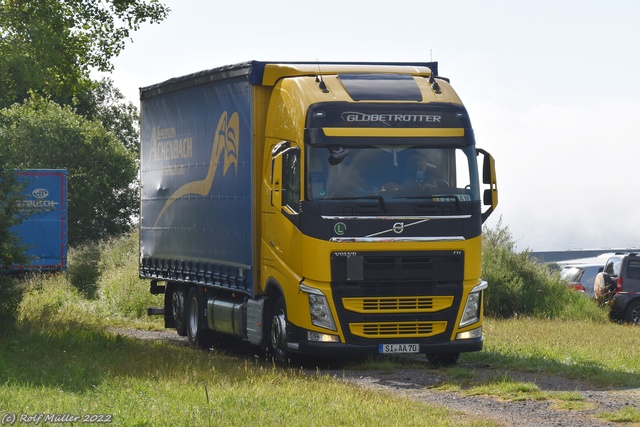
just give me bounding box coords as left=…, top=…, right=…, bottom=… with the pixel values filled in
left=338, top=74, right=422, bottom=101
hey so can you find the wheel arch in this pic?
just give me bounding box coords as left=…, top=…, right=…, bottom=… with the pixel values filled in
left=263, top=277, right=285, bottom=303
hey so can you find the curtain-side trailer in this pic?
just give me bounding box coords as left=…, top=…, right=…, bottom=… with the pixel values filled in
left=8, top=169, right=68, bottom=272
left=140, top=61, right=498, bottom=364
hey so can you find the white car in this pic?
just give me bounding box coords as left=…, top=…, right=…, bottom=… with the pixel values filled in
left=560, top=263, right=604, bottom=297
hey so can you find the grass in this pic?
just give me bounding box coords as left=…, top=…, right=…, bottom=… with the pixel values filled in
left=419, top=316, right=640, bottom=419
left=1, top=233, right=497, bottom=427
left=2, top=230, right=640, bottom=426
left=597, top=407, right=640, bottom=423
left=0, top=321, right=494, bottom=427
left=468, top=317, right=640, bottom=387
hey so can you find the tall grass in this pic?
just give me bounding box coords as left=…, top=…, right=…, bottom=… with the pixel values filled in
left=12, top=233, right=162, bottom=340
left=0, top=274, right=21, bottom=336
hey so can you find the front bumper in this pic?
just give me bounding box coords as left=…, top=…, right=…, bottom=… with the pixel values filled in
left=289, top=326, right=483, bottom=357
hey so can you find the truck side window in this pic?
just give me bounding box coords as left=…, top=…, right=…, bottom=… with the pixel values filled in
left=282, top=149, right=300, bottom=213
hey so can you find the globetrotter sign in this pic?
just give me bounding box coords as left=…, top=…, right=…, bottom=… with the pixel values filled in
left=341, top=111, right=442, bottom=124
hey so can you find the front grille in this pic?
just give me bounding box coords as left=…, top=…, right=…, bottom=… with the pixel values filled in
left=331, top=250, right=464, bottom=345
left=343, top=296, right=454, bottom=313
left=350, top=321, right=447, bottom=338
left=331, top=251, right=464, bottom=284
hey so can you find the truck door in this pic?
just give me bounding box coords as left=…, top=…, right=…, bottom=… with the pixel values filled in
left=265, top=142, right=302, bottom=272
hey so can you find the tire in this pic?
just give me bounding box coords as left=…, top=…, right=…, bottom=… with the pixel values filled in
left=269, top=296, right=289, bottom=364
left=171, top=285, right=187, bottom=336
left=426, top=353, right=460, bottom=366
left=186, top=286, right=214, bottom=349
left=623, top=300, right=640, bottom=325
left=594, top=273, right=615, bottom=304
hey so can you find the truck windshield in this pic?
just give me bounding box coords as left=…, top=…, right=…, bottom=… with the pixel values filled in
left=306, top=144, right=480, bottom=202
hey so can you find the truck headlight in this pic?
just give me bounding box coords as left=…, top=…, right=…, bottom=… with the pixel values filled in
left=300, top=283, right=337, bottom=331
left=459, top=281, right=487, bottom=328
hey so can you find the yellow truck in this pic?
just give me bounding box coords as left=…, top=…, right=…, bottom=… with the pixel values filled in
left=140, top=61, right=498, bottom=364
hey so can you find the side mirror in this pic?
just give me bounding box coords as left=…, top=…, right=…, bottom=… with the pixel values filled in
left=477, top=148, right=498, bottom=223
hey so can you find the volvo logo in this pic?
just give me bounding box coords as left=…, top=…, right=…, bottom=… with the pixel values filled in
left=392, top=222, right=405, bottom=234
left=334, top=252, right=358, bottom=257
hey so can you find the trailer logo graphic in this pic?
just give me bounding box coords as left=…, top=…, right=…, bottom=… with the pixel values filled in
left=153, top=111, right=239, bottom=226
left=32, top=188, right=49, bottom=199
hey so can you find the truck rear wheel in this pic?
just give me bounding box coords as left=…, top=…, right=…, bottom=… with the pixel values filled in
left=186, top=287, right=214, bottom=349
left=171, top=285, right=187, bottom=336
left=269, top=296, right=289, bottom=364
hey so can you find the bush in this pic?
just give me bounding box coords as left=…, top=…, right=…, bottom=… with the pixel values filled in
left=96, top=233, right=160, bottom=319
left=67, top=244, right=102, bottom=298
left=17, top=273, right=100, bottom=332
left=16, top=230, right=162, bottom=332
left=0, top=274, right=22, bottom=334
left=482, top=219, right=607, bottom=322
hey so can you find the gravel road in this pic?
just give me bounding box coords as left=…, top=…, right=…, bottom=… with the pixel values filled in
left=109, top=328, right=639, bottom=427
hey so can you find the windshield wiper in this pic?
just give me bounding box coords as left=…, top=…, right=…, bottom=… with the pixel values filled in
left=326, top=195, right=387, bottom=212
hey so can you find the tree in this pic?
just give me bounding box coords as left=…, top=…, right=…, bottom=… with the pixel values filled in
left=74, top=78, right=140, bottom=157
left=0, top=0, right=169, bottom=108
left=0, top=96, right=138, bottom=245
left=0, top=166, right=27, bottom=267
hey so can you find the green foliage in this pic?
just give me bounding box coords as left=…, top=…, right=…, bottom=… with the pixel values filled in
left=5, top=232, right=639, bottom=425
left=7, top=233, right=496, bottom=426
left=482, top=219, right=607, bottom=321
left=0, top=330, right=488, bottom=427
left=17, top=273, right=102, bottom=332
left=0, top=274, right=22, bottom=333
left=466, top=317, right=640, bottom=387
left=20, top=231, right=162, bottom=328
left=96, top=233, right=159, bottom=319
left=74, top=78, right=140, bottom=156
left=0, top=0, right=156, bottom=253
left=0, top=0, right=169, bottom=108
left=0, top=96, right=138, bottom=245
left=597, top=406, right=640, bottom=423
left=67, top=244, right=102, bottom=299
left=0, top=167, right=27, bottom=267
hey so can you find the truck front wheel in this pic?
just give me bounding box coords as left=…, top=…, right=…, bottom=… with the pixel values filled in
left=269, top=296, right=289, bottom=364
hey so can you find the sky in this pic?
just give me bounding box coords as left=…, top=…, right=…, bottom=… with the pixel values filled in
left=103, top=0, right=640, bottom=252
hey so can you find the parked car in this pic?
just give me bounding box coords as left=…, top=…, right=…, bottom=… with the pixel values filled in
left=594, top=253, right=640, bottom=324
left=560, top=263, right=604, bottom=297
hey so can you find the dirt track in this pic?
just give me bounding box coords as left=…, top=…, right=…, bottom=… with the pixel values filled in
left=110, top=328, right=640, bottom=427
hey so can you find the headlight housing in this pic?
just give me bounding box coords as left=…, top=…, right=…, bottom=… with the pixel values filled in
left=300, top=283, right=337, bottom=331
left=459, top=281, right=487, bottom=328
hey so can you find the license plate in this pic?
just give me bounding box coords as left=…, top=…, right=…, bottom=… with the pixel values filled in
left=379, top=343, right=420, bottom=354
